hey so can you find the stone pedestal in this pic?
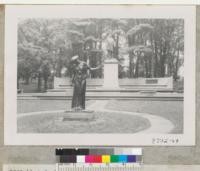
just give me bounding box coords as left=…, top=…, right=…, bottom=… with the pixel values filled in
left=103, top=58, right=119, bottom=89
left=62, top=111, right=95, bottom=121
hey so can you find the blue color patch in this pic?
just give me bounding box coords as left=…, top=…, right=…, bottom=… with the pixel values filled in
left=127, top=155, right=136, bottom=162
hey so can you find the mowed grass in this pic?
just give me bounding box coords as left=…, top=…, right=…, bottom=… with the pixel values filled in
left=17, top=111, right=150, bottom=133
left=17, top=100, right=94, bottom=113
left=17, top=99, right=183, bottom=134
left=17, top=99, right=151, bottom=133
left=105, top=100, right=183, bottom=134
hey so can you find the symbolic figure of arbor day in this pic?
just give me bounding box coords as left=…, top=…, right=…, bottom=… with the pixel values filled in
left=105, top=35, right=115, bottom=59
left=71, top=55, right=101, bottom=111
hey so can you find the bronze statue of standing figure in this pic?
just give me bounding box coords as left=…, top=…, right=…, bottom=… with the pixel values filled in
left=70, top=55, right=101, bottom=111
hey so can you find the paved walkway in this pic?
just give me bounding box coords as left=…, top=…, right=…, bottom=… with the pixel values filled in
left=88, top=100, right=174, bottom=134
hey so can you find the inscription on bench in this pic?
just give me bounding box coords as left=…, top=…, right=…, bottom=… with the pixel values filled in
left=145, top=79, right=158, bottom=84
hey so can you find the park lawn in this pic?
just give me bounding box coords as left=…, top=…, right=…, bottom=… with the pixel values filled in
left=17, top=111, right=150, bottom=133
left=105, top=100, right=183, bottom=134
left=18, top=81, right=39, bottom=93
left=17, top=99, right=183, bottom=134
left=17, top=100, right=94, bottom=113
left=17, top=99, right=151, bottom=133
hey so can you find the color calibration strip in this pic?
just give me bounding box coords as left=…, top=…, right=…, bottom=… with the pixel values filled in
left=56, top=148, right=142, bottom=164
left=59, top=154, right=141, bottom=163
left=56, top=148, right=142, bottom=156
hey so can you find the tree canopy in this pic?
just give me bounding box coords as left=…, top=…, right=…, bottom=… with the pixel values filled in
left=18, top=18, right=184, bottom=90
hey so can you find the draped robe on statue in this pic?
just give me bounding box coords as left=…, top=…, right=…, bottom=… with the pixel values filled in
left=71, top=61, right=90, bottom=110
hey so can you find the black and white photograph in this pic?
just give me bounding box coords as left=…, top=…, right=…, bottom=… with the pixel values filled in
left=4, top=5, right=195, bottom=145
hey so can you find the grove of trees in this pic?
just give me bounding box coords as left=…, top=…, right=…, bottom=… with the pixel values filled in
left=18, top=18, right=184, bottom=91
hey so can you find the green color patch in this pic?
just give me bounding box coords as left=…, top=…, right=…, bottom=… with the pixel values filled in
left=111, top=155, right=119, bottom=163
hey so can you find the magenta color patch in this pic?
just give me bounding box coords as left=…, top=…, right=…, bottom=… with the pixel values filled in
left=85, top=155, right=94, bottom=163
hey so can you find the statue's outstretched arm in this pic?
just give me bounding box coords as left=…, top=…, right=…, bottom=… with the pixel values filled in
left=89, top=65, right=102, bottom=71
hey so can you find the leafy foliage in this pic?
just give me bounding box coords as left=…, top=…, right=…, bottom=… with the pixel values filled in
left=18, top=18, right=184, bottom=91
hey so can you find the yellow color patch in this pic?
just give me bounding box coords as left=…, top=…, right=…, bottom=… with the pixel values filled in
left=102, top=155, right=110, bottom=163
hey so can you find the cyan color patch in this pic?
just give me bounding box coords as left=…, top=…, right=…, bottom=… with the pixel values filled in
left=118, top=155, right=127, bottom=163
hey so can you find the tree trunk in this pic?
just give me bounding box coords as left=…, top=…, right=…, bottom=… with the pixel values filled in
left=150, top=35, right=154, bottom=78
left=17, top=77, right=20, bottom=89
left=159, top=41, right=168, bottom=77
left=44, top=77, right=48, bottom=91
left=25, top=76, right=29, bottom=85
left=115, top=35, right=119, bottom=60
left=135, top=58, right=139, bottom=78
left=37, top=73, right=42, bottom=92
left=153, top=40, right=158, bottom=77
left=174, top=49, right=180, bottom=81
left=160, top=58, right=166, bottom=77
left=129, top=53, right=133, bottom=78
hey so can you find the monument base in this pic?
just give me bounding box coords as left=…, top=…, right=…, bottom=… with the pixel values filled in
left=97, top=86, right=121, bottom=92
left=62, top=110, right=95, bottom=121
left=65, top=109, right=94, bottom=113
left=103, top=58, right=120, bottom=89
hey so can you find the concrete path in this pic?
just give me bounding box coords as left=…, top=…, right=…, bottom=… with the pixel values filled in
left=88, top=100, right=174, bottom=134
